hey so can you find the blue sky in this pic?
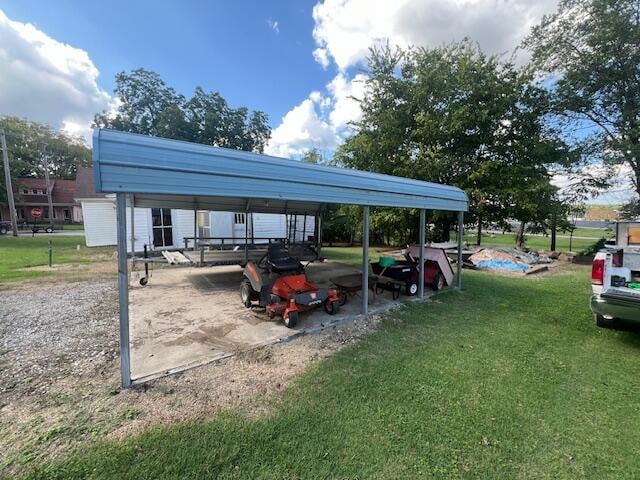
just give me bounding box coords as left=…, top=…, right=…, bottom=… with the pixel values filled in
left=0, top=0, right=633, bottom=203
left=0, top=0, right=330, bottom=123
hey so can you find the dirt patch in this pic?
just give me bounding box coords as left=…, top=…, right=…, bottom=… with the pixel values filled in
left=0, top=277, right=388, bottom=478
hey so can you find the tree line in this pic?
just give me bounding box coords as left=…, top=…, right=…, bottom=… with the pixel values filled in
left=327, top=0, right=639, bottom=246
left=2, top=0, right=638, bottom=249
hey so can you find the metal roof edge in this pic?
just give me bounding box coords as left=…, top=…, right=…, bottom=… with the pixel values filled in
left=96, top=129, right=468, bottom=202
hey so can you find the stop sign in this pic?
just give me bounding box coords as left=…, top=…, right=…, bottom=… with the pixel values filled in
left=31, top=207, right=42, bottom=218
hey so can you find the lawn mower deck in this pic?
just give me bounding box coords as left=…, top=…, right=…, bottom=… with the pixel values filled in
left=241, top=243, right=340, bottom=328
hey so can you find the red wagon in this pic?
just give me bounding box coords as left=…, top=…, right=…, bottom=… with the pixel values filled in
left=405, top=245, right=454, bottom=291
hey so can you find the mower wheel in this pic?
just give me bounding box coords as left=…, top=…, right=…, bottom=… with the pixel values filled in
left=324, top=300, right=340, bottom=315
left=240, top=279, right=255, bottom=308
left=45, top=226, right=53, bottom=233
left=406, top=282, right=418, bottom=296
left=0, top=225, right=7, bottom=235
left=432, top=273, right=445, bottom=291
left=337, top=292, right=347, bottom=306
left=139, top=277, right=148, bottom=286
left=284, top=310, right=298, bottom=328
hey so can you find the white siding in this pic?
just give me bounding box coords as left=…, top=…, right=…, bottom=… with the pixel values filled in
left=127, top=207, right=153, bottom=253
left=82, top=200, right=117, bottom=247
left=252, top=213, right=286, bottom=242
left=288, top=214, right=316, bottom=242
left=209, top=211, right=233, bottom=244
left=171, top=210, right=196, bottom=249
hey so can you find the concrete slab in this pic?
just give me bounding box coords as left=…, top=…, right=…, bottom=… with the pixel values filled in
left=129, top=260, right=429, bottom=380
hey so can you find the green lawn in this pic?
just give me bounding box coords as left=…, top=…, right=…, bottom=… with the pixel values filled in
left=459, top=229, right=611, bottom=253
left=0, top=235, right=113, bottom=283
left=62, top=224, right=85, bottom=231
left=25, top=265, right=640, bottom=479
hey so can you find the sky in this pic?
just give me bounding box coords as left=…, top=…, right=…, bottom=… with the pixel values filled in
left=0, top=0, right=633, bottom=204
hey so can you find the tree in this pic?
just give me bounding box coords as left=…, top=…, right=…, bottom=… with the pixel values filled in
left=336, top=42, right=572, bottom=244
left=95, top=68, right=271, bottom=153
left=0, top=116, right=91, bottom=204
left=526, top=0, right=640, bottom=198
left=301, top=148, right=324, bottom=164
left=620, top=198, right=640, bottom=220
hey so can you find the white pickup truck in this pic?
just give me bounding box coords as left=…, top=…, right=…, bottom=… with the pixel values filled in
left=591, top=221, right=640, bottom=327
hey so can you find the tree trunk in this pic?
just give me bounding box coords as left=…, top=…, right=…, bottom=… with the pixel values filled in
left=550, top=213, right=557, bottom=251
left=476, top=216, right=482, bottom=246
left=516, top=221, right=526, bottom=248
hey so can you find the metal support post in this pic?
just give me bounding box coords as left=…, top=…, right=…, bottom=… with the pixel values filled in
left=418, top=209, right=426, bottom=299
left=457, top=211, right=464, bottom=289
left=316, top=212, right=322, bottom=258
left=116, top=193, right=132, bottom=388
left=130, top=194, right=136, bottom=254
left=193, top=204, right=198, bottom=251
left=244, top=211, right=249, bottom=264
left=1, top=129, right=18, bottom=236
left=362, top=206, right=370, bottom=314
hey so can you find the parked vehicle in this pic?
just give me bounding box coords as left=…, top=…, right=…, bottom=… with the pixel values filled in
left=0, top=221, right=10, bottom=235
left=591, top=222, right=640, bottom=327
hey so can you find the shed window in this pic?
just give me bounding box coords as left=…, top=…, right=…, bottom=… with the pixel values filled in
left=151, top=208, right=173, bottom=247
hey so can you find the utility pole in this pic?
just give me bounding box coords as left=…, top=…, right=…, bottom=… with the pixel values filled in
left=42, top=145, right=54, bottom=225
left=0, top=129, right=19, bottom=236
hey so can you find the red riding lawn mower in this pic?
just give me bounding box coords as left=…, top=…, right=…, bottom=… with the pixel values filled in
left=240, top=243, right=341, bottom=328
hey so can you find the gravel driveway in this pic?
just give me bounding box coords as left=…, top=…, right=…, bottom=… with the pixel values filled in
left=0, top=281, right=119, bottom=397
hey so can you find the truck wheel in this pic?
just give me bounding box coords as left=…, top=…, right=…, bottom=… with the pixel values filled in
left=45, top=226, right=53, bottom=233
left=596, top=314, right=619, bottom=329
left=0, top=225, right=7, bottom=235
left=284, top=310, right=298, bottom=328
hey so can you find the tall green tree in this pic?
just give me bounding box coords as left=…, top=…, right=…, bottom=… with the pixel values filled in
left=95, top=68, right=271, bottom=153
left=336, top=42, right=572, bottom=244
left=526, top=0, right=640, bottom=198
left=0, top=116, right=91, bottom=203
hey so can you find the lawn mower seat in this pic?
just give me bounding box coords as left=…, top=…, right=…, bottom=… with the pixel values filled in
left=267, top=244, right=301, bottom=273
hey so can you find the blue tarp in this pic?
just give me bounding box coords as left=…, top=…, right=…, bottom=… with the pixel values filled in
left=475, top=260, right=529, bottom=272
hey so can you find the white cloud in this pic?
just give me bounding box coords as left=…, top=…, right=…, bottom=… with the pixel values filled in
left=327, top=72, right=367, bottom=130
left=0, top=9, right=113, bottom=142
left=265, top=94, right=338, bottom=158
left=311, top=0, right=559, bottom=70
left=266, top=73, right=367, bottom=158
left=267, top=18, right=280, bottom=34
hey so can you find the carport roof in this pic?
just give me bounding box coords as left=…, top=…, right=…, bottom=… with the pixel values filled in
left=93, top=129, right=468, bottom=214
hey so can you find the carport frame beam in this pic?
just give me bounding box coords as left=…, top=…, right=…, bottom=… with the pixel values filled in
left=457, top=210, right=463, bottom=289
left=116, top=193, right=132, bottom=388
left=418, top=209, right=426, bottom=299
left=361, top=206, right=370, bottom=314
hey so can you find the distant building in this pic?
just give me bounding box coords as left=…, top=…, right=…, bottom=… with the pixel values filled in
left=0, top=177, right=82, bottom=223
left=74, top=167, right=314, bottom=250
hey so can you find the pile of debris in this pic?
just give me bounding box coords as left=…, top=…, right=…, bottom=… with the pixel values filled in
left=468, top=247, right=553, bottom=274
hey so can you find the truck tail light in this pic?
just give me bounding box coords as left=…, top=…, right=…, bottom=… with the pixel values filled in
left=592, top=258, right=605, bottom=285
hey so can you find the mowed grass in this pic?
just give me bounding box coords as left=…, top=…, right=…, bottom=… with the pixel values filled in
left=0, top=235, right=113, bottom=283
left=459, top=227, right=612, bottom=252
left=25, top=266, right=640, bottom=479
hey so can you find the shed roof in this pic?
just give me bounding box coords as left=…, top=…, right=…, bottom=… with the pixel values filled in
left=93, top=129, right=468, bottom=214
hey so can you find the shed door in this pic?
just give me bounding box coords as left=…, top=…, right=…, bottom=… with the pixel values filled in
left=152, top=208, right=173, bottom=248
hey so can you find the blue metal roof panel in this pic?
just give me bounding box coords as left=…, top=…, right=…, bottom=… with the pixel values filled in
left=93, top=129, right=468, bottom=213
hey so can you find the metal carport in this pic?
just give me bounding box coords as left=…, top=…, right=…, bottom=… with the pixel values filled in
left=93, top=129, right=469, bottom=388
